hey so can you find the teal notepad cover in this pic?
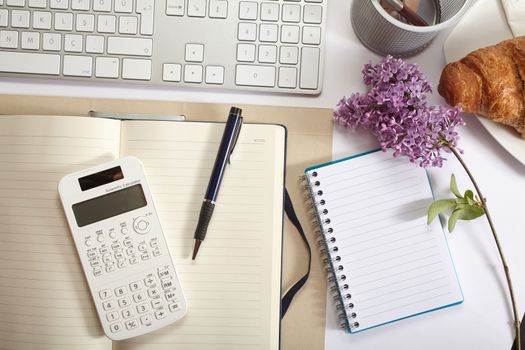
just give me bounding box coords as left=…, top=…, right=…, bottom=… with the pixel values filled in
left=304, top=149, right=463, bottom=333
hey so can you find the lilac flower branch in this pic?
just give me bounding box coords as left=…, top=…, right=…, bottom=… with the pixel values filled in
left=334, top=55, right=520, bottom=349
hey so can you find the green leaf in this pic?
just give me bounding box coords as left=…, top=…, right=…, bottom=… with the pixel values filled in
left=464, top=190, right=474, bottom=200
left=428, top=199, right=456, bottom=224
left=448, top=208, right=463, bottom=232
left=455, top=197, right=467, bottom=205
left=450, top=174, right=462, bottom=198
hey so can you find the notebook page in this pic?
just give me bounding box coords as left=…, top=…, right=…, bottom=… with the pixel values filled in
left=309, top=150, right=463, bottom=332
left=0, top=115, right=120, bottom=350
left=117, top=121, right=284, bottom=350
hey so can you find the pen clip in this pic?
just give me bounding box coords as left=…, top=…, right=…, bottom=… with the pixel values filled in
left=228, top=117, right=243, bottom=165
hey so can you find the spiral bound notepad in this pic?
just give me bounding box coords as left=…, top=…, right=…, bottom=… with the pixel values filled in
left=304, top=150, right=463, bottom=333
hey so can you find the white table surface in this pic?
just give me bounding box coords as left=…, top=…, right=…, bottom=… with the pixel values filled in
left=2, top=0, right=525, bottom=349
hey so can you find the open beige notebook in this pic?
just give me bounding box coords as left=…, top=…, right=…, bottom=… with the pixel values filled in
left=0, top=115, right=286, bottom=350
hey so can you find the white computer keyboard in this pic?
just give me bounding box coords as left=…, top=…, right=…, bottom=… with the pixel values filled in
left=0, top=0, right=326, bottom=94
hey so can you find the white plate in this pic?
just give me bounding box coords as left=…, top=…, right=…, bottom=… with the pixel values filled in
left=443, top=0, right=525, bottom=165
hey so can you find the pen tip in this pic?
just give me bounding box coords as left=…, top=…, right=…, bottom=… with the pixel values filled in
left=192, top=240, right=202, bottom=260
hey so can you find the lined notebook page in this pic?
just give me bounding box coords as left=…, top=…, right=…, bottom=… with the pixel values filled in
left=307, top=150, right=463, bottom=332
left=0, top=116, right=120, bottom=350
left=117, top=121, right=285, bottom=350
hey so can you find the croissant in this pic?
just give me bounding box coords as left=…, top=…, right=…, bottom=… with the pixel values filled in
left=438, top=36, right=525, bottom=139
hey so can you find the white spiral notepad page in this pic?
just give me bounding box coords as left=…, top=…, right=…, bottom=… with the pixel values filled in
left=306, top=150, right=463, bottom=332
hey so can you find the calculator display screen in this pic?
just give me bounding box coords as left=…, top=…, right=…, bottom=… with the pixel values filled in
left=72, top=184, right=147, bottom=227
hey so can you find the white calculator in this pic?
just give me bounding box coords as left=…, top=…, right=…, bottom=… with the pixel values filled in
left=58, top=156, right=187, bottom=340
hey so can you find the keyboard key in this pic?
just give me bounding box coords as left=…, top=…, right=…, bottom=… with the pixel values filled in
left=11, top=10, right=30, bottom=28
left=110, top=322, right=123, bottom=333
left=122, top=58, right=151, bottom=79
left=282, top=4, right=300, bottom=22
left=238, top=22, right=256, bottom=41
left=98, top=14, right=116, bottom=33
left=236, top=64, right=275, bottom=87
left=76, top=13, right=95, bottom=32
left=185, top=43, right=204, bottom=62
left=0, top=32, right=18, bottom=49
left=302, top=26, right=321, bottom=45
left=187, top=0, right=205, bottom=17
left=0, top=10, right=7, bottom=27
left=303, top=5, right=322, bottom=24
left=99, top=288, right=113, bottom=300
left=107, top=37, right=152, bottom=56
left=33, top=11, right=52, bottom=30
left=163, top=63, right=182, bottom=82
left=86, top=35, right=104, bottom=53
left=209, top=0, right=227, bottom=18
left=205, top=65, right=224, bottom=84
left=7, top=0, right=25, bottom=6
left=236, top=43, right=255, bottom=62
left=260, top=2, right=279, bottom=21
left=278, top=66, right=297, bottom=88
left=20, top=31, right=39, bottom=50
left=258, top=45, right=277, bottom=63
left=259, top=24, right=278, bottom=42
left=299, top=46, right=319, bottom=89
left=119, top=16, right=138, bottom=34
left=28, top=0, right=46, bottom=6
left=55, top=13, right=73, bottom=31
left=93, top=0, right=112, bottom=12
left=71, top=0, right=89, bottom=10
left=184, top=64, right=203, bottom=83
left=166, top=0, right=184, bottom=16
left=239, top=1, right=257, bottom=20
left=42, top=33, right=61, bottom=51
left=50, top=0, right=68, bottom=9
left=136, top=0, right=154, bottom=35
left=279, top=46, right=299, bottom=64
left=281, top=25, right=299, bottom=44
left=115, top=0, right=133, bottom=13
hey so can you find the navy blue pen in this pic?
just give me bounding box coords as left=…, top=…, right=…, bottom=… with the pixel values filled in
left=192, top=107, right=243, bottom=260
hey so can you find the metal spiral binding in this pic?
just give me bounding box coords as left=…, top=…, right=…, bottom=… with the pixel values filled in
left=301, top=171, right=359, bottom=331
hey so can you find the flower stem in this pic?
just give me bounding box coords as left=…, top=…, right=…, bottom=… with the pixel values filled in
left=448, top=145, right=521, bottom=350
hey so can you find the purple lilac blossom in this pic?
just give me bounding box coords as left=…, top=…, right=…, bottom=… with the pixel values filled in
left=334, top=56, right=464, bottom=168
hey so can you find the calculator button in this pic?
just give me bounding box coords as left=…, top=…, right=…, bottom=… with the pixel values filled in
left=122, top=307, right=135, bottom=319
left=150, top=238, right=159, bottom=247
left=115, top=286, right=128, bottom=297
left=138, top=243, right=147, bottom=252
left=106, top=310, right=120, bottom=322
left=137, top=302, right=150, bottom=314
left=126, top=248, right=136, bottom=255
left=129, top=257, right=139, bottom=264
left=148, top=287, right=160, bottom=298
left=93, top=268, right=103, bottom=277
left=140, top=252, right=150, bottom=260
left=100, top=247, right=110, bottom=255
left=140, top=314, right=153, bottom=326
left=106, top=265, right=116, bottom=273
left=117, top=259, right=127, bottom=269
left=103, top=254, right=113, bottom=263
left=158, top=268, right=170, bottom=278
left=144, top=276, right=156, bottom=287
left=87, top=250, right=97, bottom=259
left=161, top=280, right=173, bottom=290
left=109, top=230, right=117, bottom=239
left=168, top=303, right=179, bottom=312
left=111, top=242, right=121, bottom=250
left=118, top=297, right=131, bottom=308
left=125, top=318, right=139, bottom=330
left=129, top=281, right=142, bottom=291
left=133, top=292, right=146, bottom=303
left=99, top=288, right=112, bottom=300
left=153, top=249, right=161, bottom=257
left=151, top=299, right=163, bottom=309
left=85, top=238, right=94, bottom=247
left=102, top=300, right=115, bottom=310
left=97, top=234, right=105, bottom=243
left=165, top=291, right=177, bottom=301
left=155, top=310, right=167, bottom=319
left=121, top=227, right=129, bottom=235
left=115, top=252, right=124, bottom=260
left=123, top=238, right=133, bottom=246
left=110, top=322, right=123, bottom=333
left=90, top=259, right=101, bottom=268
left=133, top=216, right=151, bottom=234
